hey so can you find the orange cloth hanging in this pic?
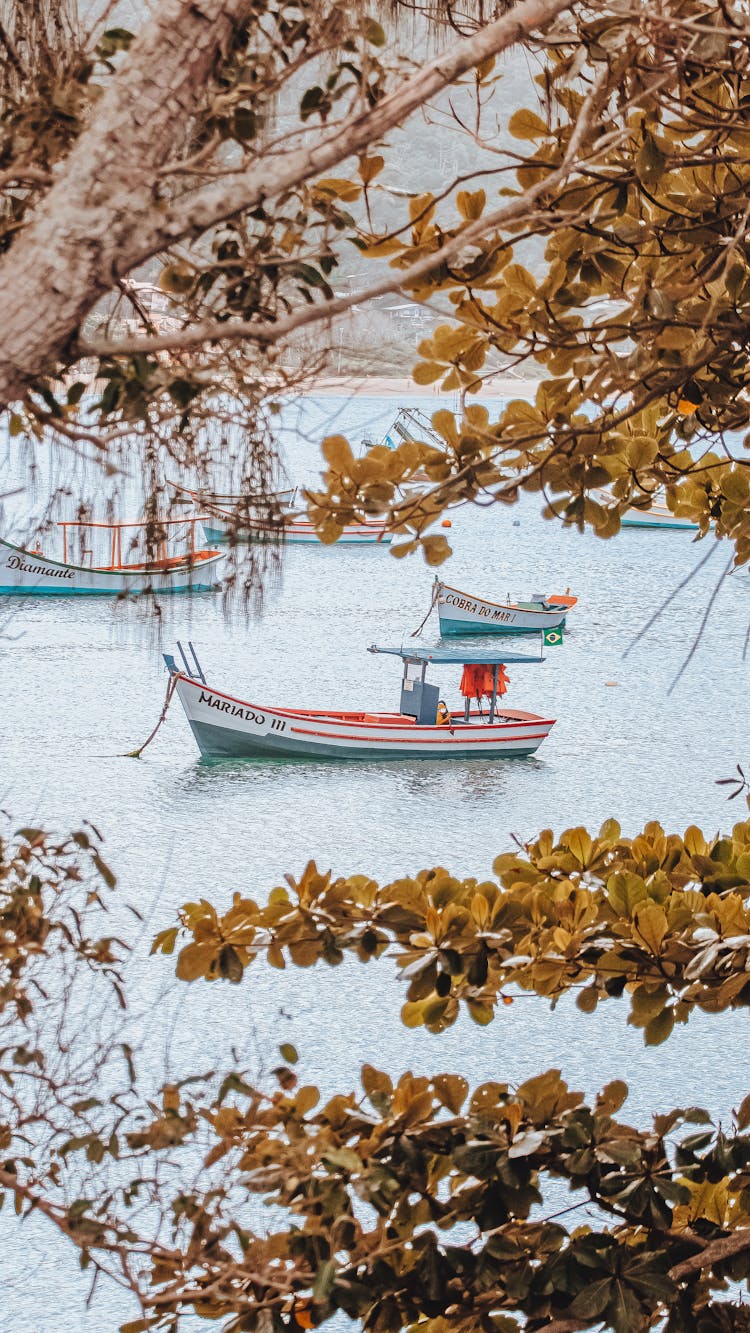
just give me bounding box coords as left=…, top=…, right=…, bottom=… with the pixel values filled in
left=459, top=664, right=510, bottom=698
left=460, top=664, right=485, bottom=698
left=481, top=665, right=510, bottom=697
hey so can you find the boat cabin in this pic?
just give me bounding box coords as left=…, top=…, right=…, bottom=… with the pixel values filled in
left=369, top=644, right=545, bottom=726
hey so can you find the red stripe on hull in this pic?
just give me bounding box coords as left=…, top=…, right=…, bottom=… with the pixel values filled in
left=289, top=725, right=552, bottom=745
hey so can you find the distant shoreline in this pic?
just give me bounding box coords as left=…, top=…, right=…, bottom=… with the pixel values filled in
left=295, top=374, right=539, bottom=400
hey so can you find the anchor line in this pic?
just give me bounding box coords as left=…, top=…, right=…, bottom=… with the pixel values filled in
left=122, top=673, right=177, bottom=759
left=411, top=578, right=440, bottom=637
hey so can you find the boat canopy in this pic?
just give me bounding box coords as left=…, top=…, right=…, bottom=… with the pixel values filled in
left=369, top=644, right=543, bottom=666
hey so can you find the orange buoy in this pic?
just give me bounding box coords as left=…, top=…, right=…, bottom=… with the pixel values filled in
left=677, top=379, right=702, bottom=415
left=442, top=519, right=452, bottom=528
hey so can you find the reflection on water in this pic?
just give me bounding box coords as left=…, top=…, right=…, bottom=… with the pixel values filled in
left=3, top=394, right=750, bottom=1329
left=182, top=752, right=530, bottom=800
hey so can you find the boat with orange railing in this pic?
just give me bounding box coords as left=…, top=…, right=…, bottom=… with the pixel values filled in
left=0, top=517, right=223, bottom=596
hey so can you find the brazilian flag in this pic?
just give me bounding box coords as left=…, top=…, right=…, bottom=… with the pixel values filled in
left=543, top=625, right=564, bottom=647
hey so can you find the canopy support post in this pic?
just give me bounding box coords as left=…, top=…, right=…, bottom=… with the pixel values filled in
left=489, top=665, right=498, bottom=724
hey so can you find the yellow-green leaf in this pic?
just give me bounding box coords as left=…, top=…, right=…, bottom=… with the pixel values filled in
left=457, top=188, right=486, bottom=221
left=508, top=107, right=549, bottom=140
left=358, top=155, right=385, bottom=184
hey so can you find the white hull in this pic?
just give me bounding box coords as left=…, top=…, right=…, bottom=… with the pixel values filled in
left=620, top=506, right=699, bottom=530
left=171, top=673, right=555, bottom=761
left=437, top=582, right=570, bottom=635
left=0, top=539, right=223, bottom=596
left=593, top=489, right=702, bottom=530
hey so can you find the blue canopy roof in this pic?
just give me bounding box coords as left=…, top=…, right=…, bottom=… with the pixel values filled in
left=369, top=644, right=544, bottom=666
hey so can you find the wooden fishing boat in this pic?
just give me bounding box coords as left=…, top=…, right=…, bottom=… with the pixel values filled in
left=163, top=643, right=555, bottom=761
left=621, top=501, right=700, bottom=530
left=436, top=580, right=577, bottom=636
left=594, top=488, right=702, bottom=530
left=173, top=476, right=392, bottom=545
left=200, top=506, right=392, bottom=547
left=0, top=519, right=223, bottom=596
left=170, top=479, right=298, bottom=510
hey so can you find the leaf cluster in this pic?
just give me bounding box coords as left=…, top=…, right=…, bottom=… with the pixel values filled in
left=160, top=815, right=750, bottom=1039
left=310, top=1, right=750, bottom=563
left=12, top=820, right=750, bottom=1329
left=0, top=821, right=120, bottom=1023
left=64, top=1059, right=750, bottom=1333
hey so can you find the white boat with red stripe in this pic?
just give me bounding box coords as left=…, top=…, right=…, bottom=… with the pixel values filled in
left=163, top=643, right=555, bottom=761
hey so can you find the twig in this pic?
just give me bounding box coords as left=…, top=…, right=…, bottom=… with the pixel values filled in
left=667, top=552, right=734, bottom=694
left=623, top=539, right=719, bottom=658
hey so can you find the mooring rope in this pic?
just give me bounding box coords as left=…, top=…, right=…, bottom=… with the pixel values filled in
left=121, top=673, right=177, bottom=759
left=411, top=578, right=440, bottom=637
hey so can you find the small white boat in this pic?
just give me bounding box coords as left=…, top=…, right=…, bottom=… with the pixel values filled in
left=621, top=503, right=700, bottom=530
left=436, top=580, right=576, bottom=636
left=594, top=488, right=702, bottom=530
left=200, top=509, right=392, bottom=547
left=172, top=478, right=392, bottom=546
left=0, top=519, right=223, bottom=596
left=164, top=643, right=555, bottom=761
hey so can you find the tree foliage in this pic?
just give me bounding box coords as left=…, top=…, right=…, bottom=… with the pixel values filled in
left=158, top=816, right=750, bottom=1040
left=10, top=1, right=750, bottom=561
left=10, top=819, right=750, bottom=1329
left=306, top=1, right=750, bottom=559
left=10, top=1, right=750, bottom=1330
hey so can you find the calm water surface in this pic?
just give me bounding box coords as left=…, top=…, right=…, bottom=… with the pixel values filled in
left=2, top=394, right=750, bottom=1329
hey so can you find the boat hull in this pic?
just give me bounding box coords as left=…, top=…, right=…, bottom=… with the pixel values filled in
left=0, top=539, right=223, bottom=596
left=201, top=518, right=391, bottom=547
left=593, top=488, right=702, bottom=530
left=620, top=508, right=699, bottom=530
left=437, top=583, right=569, bottom=636
left=172, top=674, right=555, bottom=761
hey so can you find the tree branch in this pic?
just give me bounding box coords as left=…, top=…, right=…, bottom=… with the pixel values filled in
left=150, top=0, right=576, bottom=249
left=0, top=0, right=253, bottom=404
left=87, top=41, right=615, bottom=361
left=0, top=0, right=574, bottom=405
left=669, top=1228, right=750, bottom=1282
